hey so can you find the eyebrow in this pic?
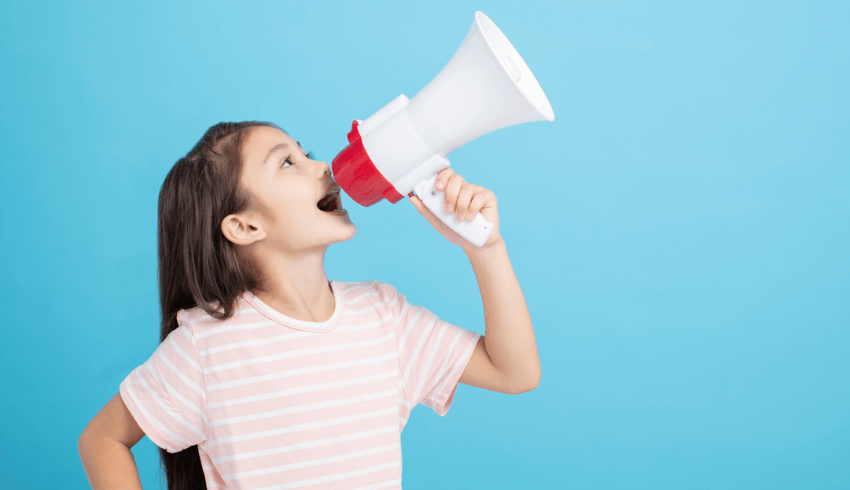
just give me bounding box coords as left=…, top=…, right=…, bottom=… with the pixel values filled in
left=264, top=141, right=306, bottom=166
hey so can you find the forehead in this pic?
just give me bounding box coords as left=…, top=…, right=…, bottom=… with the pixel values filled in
left=242, top=125, right=305, bottom=172
left=244, top=126, right=294, bottom=160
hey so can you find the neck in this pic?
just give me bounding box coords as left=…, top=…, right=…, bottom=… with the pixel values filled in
left=250, top=246, right=335, bottom=323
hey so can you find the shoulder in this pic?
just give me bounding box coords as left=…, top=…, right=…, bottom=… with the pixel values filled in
left=334, top=280, right=400, bottom=305
left=174, top=306, right=209, bottom=333
left=334, top=280, right=385, bottom=297
left=174, top=298, right=252, bottom=337
left=176, top=305, right=206, bottom=324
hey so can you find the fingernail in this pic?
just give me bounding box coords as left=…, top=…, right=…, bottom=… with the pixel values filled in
left=457, top=213, right=464, bottom=221
left=436, top=180, right=444, bottom=189
left=446, top=204, right=454, bottom=212
left=467, top=213, right=475, bottom=221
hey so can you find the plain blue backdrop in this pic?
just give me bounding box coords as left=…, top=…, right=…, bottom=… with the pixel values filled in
left=1, top=0, right=848, bottom=489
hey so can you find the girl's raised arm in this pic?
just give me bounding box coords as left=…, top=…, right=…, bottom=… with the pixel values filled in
left=409, top=167, right=541, bottom=394
left=78, top=393, right=146, bottom=490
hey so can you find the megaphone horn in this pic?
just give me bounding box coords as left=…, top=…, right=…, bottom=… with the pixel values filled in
left=332, top=11, right=554, bottom=247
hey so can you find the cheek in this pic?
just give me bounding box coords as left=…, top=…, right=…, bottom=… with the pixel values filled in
left=267, top=189, right=317, bottom=222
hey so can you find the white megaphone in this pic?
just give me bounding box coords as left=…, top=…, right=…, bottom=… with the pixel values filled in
left=332, top=11, right=555, bottom=247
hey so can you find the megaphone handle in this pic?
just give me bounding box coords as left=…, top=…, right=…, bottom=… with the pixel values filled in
left=413, top=175, right=494, bottom=248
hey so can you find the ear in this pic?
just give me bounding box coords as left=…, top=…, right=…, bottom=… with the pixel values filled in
left=221, top=212, right=267, bottom=246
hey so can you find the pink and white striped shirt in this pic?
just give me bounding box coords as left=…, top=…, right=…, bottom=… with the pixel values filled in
left=119, top=280, right=482, bottom=490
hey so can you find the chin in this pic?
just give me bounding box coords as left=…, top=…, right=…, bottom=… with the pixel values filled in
left=341, top=223, right=357, bottom=240
left=329, top=223, right=357, bottom=244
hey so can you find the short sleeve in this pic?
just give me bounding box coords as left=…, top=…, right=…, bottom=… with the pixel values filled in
left=380, top=282, right=482, bottom=416
left=119, top=312, right=208, bottom=453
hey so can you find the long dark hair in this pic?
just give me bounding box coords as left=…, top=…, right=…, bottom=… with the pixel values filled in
left=155, top=121, right=278, bottom=490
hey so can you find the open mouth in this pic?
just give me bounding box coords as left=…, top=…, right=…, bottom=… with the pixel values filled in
left=317, top=187, right=344, bottom=213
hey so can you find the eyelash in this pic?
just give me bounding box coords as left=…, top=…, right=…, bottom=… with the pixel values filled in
left=281, top=150, right=315, bottom=168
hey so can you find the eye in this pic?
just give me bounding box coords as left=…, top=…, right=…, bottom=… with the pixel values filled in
left=280, top=150, right=315, bottom=168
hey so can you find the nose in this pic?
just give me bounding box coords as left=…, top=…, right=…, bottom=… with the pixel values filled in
left=314, top=157, right=331, bottom=180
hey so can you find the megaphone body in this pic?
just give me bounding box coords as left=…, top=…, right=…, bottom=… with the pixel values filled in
left=332, top=11, right=554, bottom=247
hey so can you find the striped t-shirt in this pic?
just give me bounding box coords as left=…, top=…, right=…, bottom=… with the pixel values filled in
left=119, top=280, right=482, bottom=490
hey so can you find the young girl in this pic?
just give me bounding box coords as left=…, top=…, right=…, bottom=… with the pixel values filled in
left=78, top=121, right=540, bottom=490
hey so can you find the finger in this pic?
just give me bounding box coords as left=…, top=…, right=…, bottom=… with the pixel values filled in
left=466, top=188, right=494, bottom=221
left=435, top=167, right=454, bottom=191
left=409, top=194, right=424, bottom=211
left=409, top=195, right=441, bottom=227
left=455, top=183, right=476, bottom=221
left=443, top=174, right=465, bottom=213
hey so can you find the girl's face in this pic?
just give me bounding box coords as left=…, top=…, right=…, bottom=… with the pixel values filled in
left=230, top=126, right=356, bottom=253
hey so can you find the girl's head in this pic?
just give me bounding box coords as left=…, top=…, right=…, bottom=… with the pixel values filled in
left=157, top=121, right=356, bottom=330
left=155, top=121, right=356, bottom=489
left=220, top=124, right=355, bottom=258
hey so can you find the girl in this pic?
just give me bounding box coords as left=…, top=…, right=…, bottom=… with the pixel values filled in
left=78, top=121, right=540, bottom=490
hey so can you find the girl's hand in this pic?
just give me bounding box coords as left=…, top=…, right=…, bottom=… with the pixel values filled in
left=408, top=167, right=503, bottom=251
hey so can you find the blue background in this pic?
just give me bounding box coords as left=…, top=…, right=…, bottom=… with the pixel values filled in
left=1, top=0, right=848, bottom=488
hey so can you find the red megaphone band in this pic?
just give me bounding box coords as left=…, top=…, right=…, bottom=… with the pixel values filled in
left=332, top=120, right=404, bottom=207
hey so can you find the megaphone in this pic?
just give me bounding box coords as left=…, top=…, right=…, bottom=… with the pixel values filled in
left=332, top=11, right=554, bottom=247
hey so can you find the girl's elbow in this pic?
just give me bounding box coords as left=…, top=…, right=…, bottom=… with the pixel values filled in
left=509, top=368, right=541, bottom=394
left=530, top=369, right=541, bottom=391
left=527, top=370, right=542, bottom=392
